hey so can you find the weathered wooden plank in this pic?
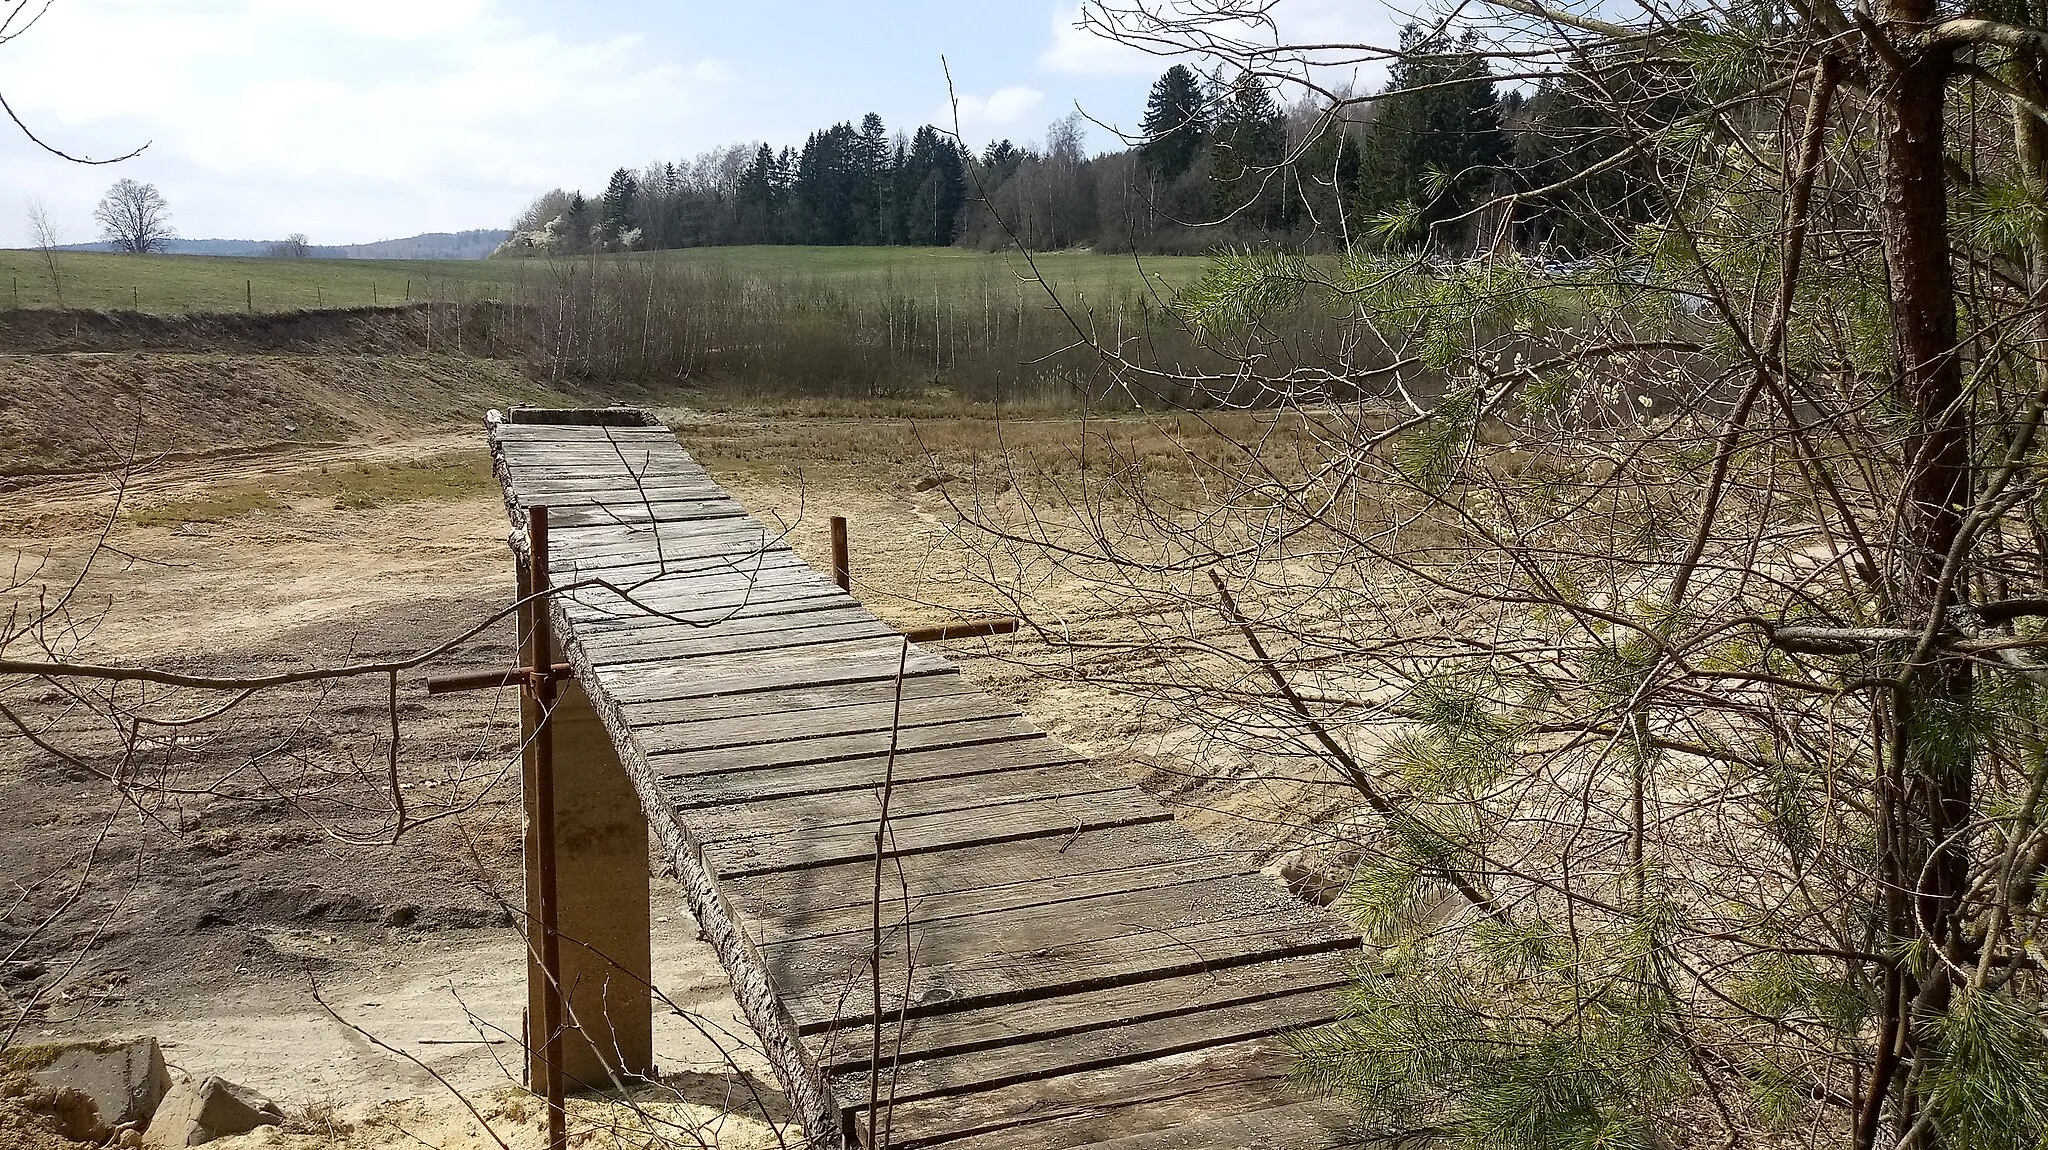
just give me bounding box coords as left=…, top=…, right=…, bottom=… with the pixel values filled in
left=550, top=553, right=819, bottom=591
left=767, top=875, right=1357, bottom=1032
left=489, top=425, right=667, bottom=444
left=618, top=671, right=981, bottom=726
left=635, top=690, right=1021, bottom=755
left=653, top=735, right=1088, bottom=810
left=558, top=569, right=832, bottom=621
left=558, top=558, right=825, bottom=600
left=506, top=474, right=723, bottom=502
left=853, top=1039, right=1303, bottom=1149
left=557, top=578, right=852, bottom=627
left=815, top=950, right=1352, bottom=1075
left=603, top=640, right=952, bottom=704
left=650, top=714, right=1042, bottom=782
left=557, top=548, right=810, bottom=593
left=493, top=414, right=671, bottom=430
left=701, top=787, right=1171, bottom=881
left=495, top=432, right=690, bottom=453
left=830, top=982, right=1342, bottom=1111
left=581, top=615, right=903, bottom=666
left=545, top=501, right=751, bottom=530
left=553, top=556, right=813, bottom=604
left=553, top=516, right=795, bottom=553
left=494, top=435, right=696, bottom=459
left=501, top=461, right=716, bottom=489
left=993, top=1101, right=1351, bottom=1150
left=758, top=855, right=1254, bottom=957
left=565, top=586, right=862, bottom=631
left=510, top=478, right=728, bottom=502
left=719, top=822, right=1240, bottom=933
left=545, top=527, right=786, bottom=569
left=691, top=759, right=1134, bottom=845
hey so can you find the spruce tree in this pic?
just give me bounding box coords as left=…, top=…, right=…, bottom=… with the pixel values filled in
left=738, top=144, right=780, bottom=244
left=1209, top=71, right=1286, bottom=229
left=599, top=168, right=639, bottom=249
left=855, top=112, right=891, bottom=245
left=902, top=126, right=966, bottom=245
left=561, top=192, right=593, bottom=253
left=1354, top=26, right=1510, bottom=250
left=1140, top=64, right=1210, bottom=182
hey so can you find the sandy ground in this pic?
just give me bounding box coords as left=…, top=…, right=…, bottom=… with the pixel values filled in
left=0, top=431, right=794, bottom=1147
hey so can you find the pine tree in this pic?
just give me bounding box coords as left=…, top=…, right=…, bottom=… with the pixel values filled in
left=1140, top=65, right=1210, bottom=182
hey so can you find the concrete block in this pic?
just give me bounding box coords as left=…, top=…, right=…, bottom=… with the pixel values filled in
left=24, top=1036, right=172, bottom=1131
left=141, top=1076, right=283, bottom=1148
left=524, top=678, right=654, bottom=1090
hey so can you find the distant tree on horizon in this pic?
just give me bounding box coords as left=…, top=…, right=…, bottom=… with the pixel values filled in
left=93, top=179, right=174, bottom=254
left=26, top=196, right=64, bottom=302
left=267, top=232, right=310, bottom=258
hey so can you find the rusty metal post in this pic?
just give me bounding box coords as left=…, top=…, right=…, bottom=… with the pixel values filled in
left=830, top=515, right=850, bottom=592
left=528, top=505, right=567, bottom=1150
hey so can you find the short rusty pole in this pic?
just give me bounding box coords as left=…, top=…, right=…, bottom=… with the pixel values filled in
left=830, top=515, right=851, bottom=593
left=528, top=505, right=567, bottom=1150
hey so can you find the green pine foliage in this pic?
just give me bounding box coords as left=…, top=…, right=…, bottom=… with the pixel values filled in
left=1293, top=913, right=1695, bottom=1149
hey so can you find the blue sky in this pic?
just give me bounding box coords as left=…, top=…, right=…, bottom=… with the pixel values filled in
left=0, top=1, right=1392, bottom=246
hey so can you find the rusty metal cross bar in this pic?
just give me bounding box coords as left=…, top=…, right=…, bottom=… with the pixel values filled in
left=823, top=513, right=1021, bottom=645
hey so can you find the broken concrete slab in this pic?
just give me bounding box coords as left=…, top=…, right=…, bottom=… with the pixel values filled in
left=20, top=1036, right=172, bottom=1133
left=141, top=1075, right=284, bottom=1148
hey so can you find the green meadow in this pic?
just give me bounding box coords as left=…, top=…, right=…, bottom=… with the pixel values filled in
left=0, top=246, right=1213, bottom=316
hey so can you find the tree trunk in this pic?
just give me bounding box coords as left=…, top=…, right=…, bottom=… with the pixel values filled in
left=1863, top=25, right=1971, bottom=1147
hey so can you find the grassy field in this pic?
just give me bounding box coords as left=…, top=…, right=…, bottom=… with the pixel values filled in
left=0, top=251, right=515, bottom=313
left=0, top=246, right=1213, bottom=316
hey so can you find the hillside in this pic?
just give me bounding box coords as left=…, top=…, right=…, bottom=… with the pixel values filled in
left=55, top=229, right=510, bottom=260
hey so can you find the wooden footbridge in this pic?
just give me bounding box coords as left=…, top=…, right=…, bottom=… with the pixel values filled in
left=483, top=407, right=1361, bottom=1148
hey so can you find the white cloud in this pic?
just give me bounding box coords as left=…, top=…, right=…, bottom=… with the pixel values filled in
left=1038, top=4, right=1162, bottom=76
left=944, top=86, right=1047, bottom=133
left=0, top=0, right=734, bottom=245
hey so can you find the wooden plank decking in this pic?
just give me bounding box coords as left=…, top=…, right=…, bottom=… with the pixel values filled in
left=488, top=408, right=1361, bottom=1149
